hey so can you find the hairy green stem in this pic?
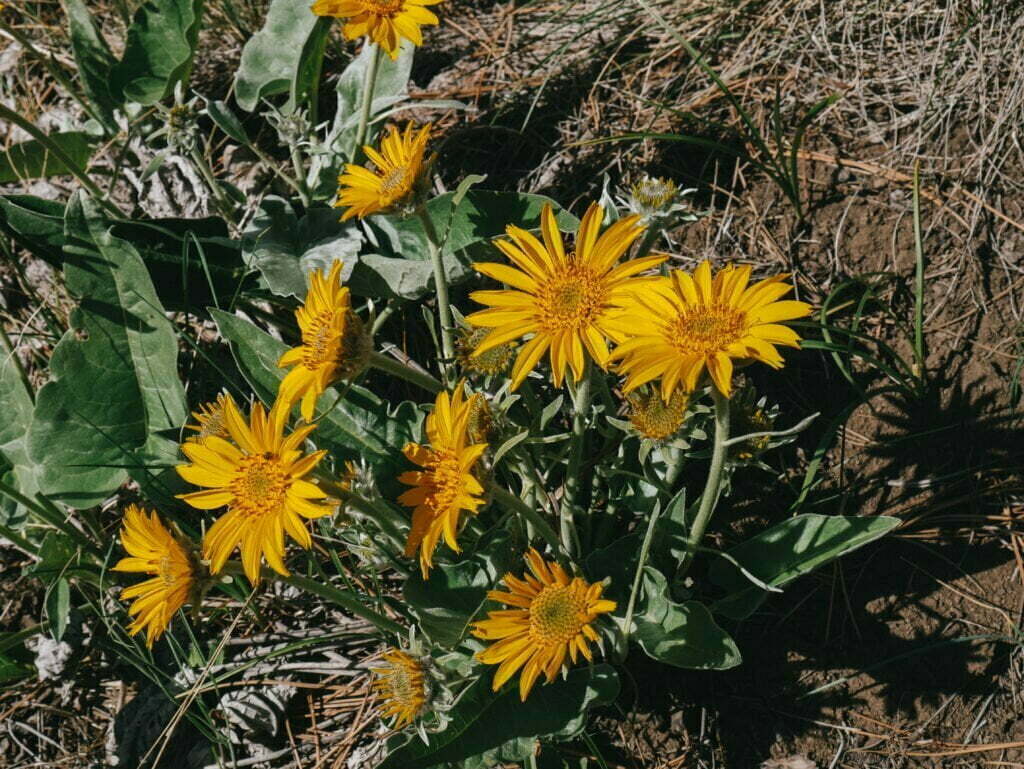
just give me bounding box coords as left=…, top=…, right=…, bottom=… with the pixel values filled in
left=289, top=145, right=312, bottom=209
left=353, top=41, right=381, bottom=161
left=561, top=366, right=592, bottom=558
left=369, top=350, right=443, bottom=393
left=618, top=503, right=661, bottom=659
left=0, top=103, right=121, bottom=218
left=417, top=206, right=456, bottom=381
left=490, top=485, right=563, bottom=558
left=678, top=387, right=730, bottom=578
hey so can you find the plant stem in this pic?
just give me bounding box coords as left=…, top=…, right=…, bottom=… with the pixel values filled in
left=0, top=103, right=121, bottom=218
left=417, top=206, right=456, bottom=382
left=222, top=563, right=403, bottom=636
left=188, top=145, right=236, bottom=223
left=368, top=350, right=443, bottom=393
left=560, top=365, right=593, bottom=558
left=618, top=503, right=661, bottom=659
left=289, top=145, right=312, bottom=209
left=490, top=485, right=563, bottom=558
left=353, top=41, right=381, bottom=161
left=678, top=387, right=730, bottom=579
left=911, top=160, right=926, bottom=384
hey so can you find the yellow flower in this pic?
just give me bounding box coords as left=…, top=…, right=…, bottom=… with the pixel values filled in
left=310, top=0, right=442, bottom=59
left=185, top=392, right=233, bottom=442
left=466, top=202, right=665, bottom=390
left=112, top=505, right=197, bottom=647
left=397, top=384, right=487, bottom=578
left=471, top=548, right=616, bottom=701
left=626, top=386, right=690, bottom=441
left=608, top=261, right=812, bottom=398
left=371, top=648, right=428, bottom=728
left=336, top=123, right=431, bottom=221
left=278, top=260, right=371, bottom=421
left=175, top=396, right=334, bottom=584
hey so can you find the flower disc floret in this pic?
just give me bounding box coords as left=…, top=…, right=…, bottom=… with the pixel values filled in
left=310, top=0, right=442, bottom=58
left=471, top=549, right=616, bottom=701
left=371, top=649, right=428, bottom=728
left=336, top=123, right=431, bottom=220
left=398, top=383, right=488, bottom=577
left=467, top=202, right=665, bottom=389
left=113, top=505, right=198, bottom=647
left=608, top=261, right=812, bottom=398
left=175, top=395, right=334, bottom=584
left=278, top=261, right=370, bottom=420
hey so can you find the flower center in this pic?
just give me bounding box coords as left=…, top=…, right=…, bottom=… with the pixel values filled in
left=231, top=454, right=289, bottom=518
left=670, top=306, right=746, bottom=355
left=422, top=450, right=464, bottom=514
left=632, top=177, right=678, bottom=211
left=627, top=388, right=690, bottom=440
left=537, top=265, right=608, bottom=333
left=530, top=585, right=584, bottom=645
left=379, top=165, right=411, bottom=199
left=363, top=0, right=403, bottom=14
left=302, top=309, right=343, bottom=370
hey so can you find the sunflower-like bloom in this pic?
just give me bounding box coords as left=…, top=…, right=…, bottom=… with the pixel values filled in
left=185, top=392, right=233, bottom=443
left=278, top=261, right=370, bottom=421
left=371, top=648, right=428, bottom=728
left=471, top=549, right=616, bottom=701
left=397, top=384, right=487, bottom=578
left=466, top=202, right=665, bottom=390
left=336, top=123, right=431, bottom=221
left=112, top=505, right=198, bottom=647
left=176, top=396, right=334, bottom=584
left=608, top=261, right=812, bottom=398
left=310, top=0, right=442, bottom=59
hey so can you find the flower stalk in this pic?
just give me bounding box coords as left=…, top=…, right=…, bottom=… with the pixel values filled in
left=560, top=365, right=592, bottom=558
left=678, top=387, right=730, bottom=579
left=417, top=206, right=456, bottom=381
left=354, top=40, right=381, bottom=162
left=369, top=350, right=443, bottom=394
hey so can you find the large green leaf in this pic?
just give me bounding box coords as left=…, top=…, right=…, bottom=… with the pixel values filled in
left=635, top=567, right=741, bottom=670
left=234, top=0, right=327, bottom=111
left=709, top=513, right=901, bottom=620
left=403, top=530, right=517, bottom=647
left=26, top=195, right=188, bottom=508
left=0, top=195, right=66, bottom=265
left=63, top=0, right=120, bottom=130
left=210, top=309, right=420, bottom=468
left=242, top=197, right=363, bottom=299
left=0, top=330, right=38, bottom=529
left=111, top=0, right=204, bottom=105
left=0, top=133, right=95, bottom=184
left=380, top=665, right=619, bottom=769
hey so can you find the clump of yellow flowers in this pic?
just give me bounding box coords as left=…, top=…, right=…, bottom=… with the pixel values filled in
left=111, top=114, right=812, bottom=743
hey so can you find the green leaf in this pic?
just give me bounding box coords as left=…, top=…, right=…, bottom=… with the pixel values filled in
left=403, top=530, right=517, bottom=647
left=0, top=334, right=38, bottom=531
left=27, top=194, right=188, bottom=508
left=242, top=197, right=363, bottom=299
left=210, top=309, right=420, bottom=469
left=0, top=195, right=67, bottom=266
left=709, top=513, right=901, bottom=620
left=27, top=531, right=77, bottom=580
left=63, top=0, right=120, bottom=130
left=46, top=578, right=71, bottom=642
left=111, top=0, right=204, bottom=105
left=206, top=100, right=249, bottom=145
left=234, top=0, right=325, bottom=111
left=0, top=133, right=95, bottom=184
left=0, top=652, right=32, bottom=683
left=380, top=665, right=620, bottom=769
left=635, top=567, right=741, bottom=670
